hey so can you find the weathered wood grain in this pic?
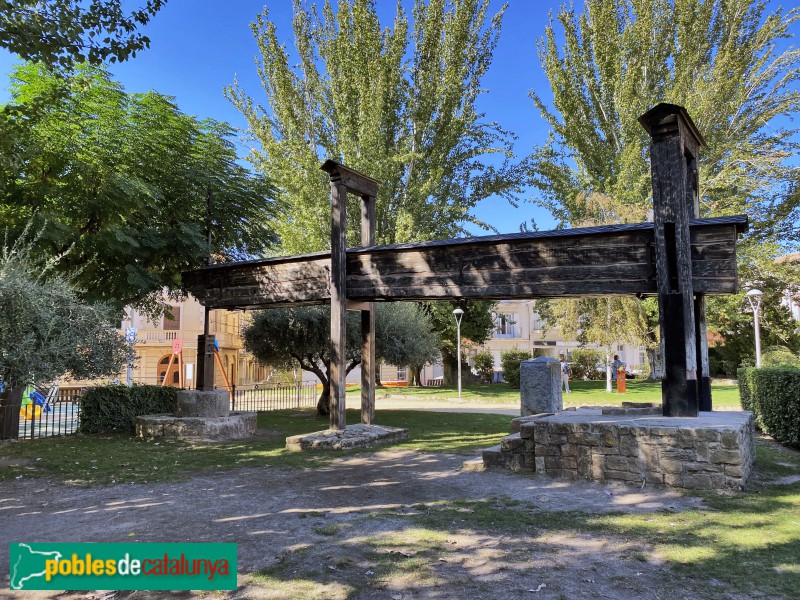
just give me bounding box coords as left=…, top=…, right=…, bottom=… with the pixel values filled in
left=182, top=217, right=744, bottom=310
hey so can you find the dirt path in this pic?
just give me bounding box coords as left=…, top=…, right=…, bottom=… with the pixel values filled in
left=0, top=449, right=713, bottom=599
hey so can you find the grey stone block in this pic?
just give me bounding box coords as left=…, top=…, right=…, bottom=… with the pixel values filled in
left=520, top=357, right=563, bottom=415
left=175, top=389, right=230, bottom=418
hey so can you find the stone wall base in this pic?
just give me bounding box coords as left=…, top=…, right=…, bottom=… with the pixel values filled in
left=527, top=410, right=755, bottom=490
left=286, top=424, right=409, bottom=452
left=136, top=412, right=256, bottom=440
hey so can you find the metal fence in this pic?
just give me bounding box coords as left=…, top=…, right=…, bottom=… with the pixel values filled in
left=231, top=383, right=318, bottom=412
left=12, top=384, right=319, bottom=441
left=18, top=389, right=83, bottom=440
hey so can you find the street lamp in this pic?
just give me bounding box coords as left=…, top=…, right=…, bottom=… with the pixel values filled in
left=746, top=289, right=763, bottom=368
left=453, top=308, right=465, bottom=399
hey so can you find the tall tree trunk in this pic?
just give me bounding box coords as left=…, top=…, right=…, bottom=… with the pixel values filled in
left=442, top=353, right=457, bottom=385
left=410, top=365, right=423, bottom=386
left=316, top=383, right=330, bottom=417
left=0, top=385, right=24, bottom=440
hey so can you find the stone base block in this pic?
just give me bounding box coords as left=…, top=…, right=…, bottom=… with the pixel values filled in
left=285, top=424, right=408, bottom=452
left=530, top=410, right=755, bottom=491
left=136, top=412, right=256, bottom=440
left=175, top=389, right=230, bottom=418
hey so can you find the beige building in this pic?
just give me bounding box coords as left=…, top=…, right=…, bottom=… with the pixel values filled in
left=121, top=296, right=269, bottom=389
left=480, top=300, right=647, bottom=381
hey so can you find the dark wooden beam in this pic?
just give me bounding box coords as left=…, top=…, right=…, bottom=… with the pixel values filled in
left=640, top=102, right=705, bottom=417
left=329, top=179, right=348, bottom=431
left=183, top=217, right=746, bottom=310
left=320, top=160, right=380, bottom=198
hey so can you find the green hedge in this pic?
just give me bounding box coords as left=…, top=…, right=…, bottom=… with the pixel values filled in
left=738, top=366, right=800, bottom=448
left=79, top=385, right=177, bottom=434
left=500, top=349, right=531, bottom=388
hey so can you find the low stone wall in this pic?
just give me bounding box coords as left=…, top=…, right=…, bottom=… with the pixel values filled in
left=136, top=412, right=256, bottom=440
left=526, top=410, right=755, bottom=490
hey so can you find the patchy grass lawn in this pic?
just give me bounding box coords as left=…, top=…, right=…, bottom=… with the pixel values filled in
left=0, top=408, right=511, bottom=486
left=247, top=440, right=800, bottom=600
left=375, top=379, right=742, bottom=408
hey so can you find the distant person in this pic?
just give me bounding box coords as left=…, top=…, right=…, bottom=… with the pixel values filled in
left=611, top=355, right=625, bottom=380
left=560, top=357, right=571, bottom=394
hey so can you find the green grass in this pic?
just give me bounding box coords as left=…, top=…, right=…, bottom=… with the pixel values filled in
left=406, top=440, right=800, bottom=598
left=375, top=379, right=742, bottom=407
left=0, top=408, right=511, bottom=485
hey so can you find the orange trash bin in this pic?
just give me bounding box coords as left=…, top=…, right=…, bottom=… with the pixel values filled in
left=616, top=369, right=626, bottom=393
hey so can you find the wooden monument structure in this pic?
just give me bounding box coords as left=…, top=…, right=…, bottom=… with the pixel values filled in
left=184, top=104, right=747, bottom=429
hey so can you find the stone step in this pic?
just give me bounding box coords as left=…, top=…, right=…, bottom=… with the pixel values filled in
left=462, top=457, right=485, bottom=472
left=500, top=432, right=524, bottom=452
left=481, top=445, right=504, bottom=468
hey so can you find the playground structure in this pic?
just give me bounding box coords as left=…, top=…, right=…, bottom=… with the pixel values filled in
left=19, top=386, right=58, bottom=421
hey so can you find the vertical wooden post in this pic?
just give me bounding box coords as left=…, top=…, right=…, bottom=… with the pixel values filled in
left=686, top=154, right=712, bottom=410
left=320, top=160, right=382, bottom=430
left=329, top=178, right=348, bottom=430
left=361, top=194, right=376, bottom=425
left=639, top=104, right=706, bottom=417
left=196, top=335, right=216, bottom=391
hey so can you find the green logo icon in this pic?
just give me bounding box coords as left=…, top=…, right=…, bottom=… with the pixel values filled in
left=9, top=543, right=237, bottom=590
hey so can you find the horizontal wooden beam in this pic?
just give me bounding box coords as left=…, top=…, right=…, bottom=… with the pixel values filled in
left=183, top=216, right=747, bottom=310
left=320, top=159, right=380, bottom=198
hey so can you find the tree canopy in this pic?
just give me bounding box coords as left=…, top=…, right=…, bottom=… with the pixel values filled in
left=529, top=0, right=800, bottom=372
left=227, top=0, right=525, bottom=253
left=0, top=0, right=167, bottom=70
left=0, top=64, right=277, bottom=313
left=242, top=303, right=439, bottom=415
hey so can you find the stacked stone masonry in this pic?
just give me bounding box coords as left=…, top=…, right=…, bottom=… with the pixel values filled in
left=484, top=409, right=756, bottom=491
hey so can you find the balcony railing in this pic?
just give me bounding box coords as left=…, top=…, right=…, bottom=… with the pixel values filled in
left=129, top=329, right=243, bottom=349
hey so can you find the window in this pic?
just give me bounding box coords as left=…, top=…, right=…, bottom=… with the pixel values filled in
left=494, top=313, right=519, bottom=338
left=163, top=306, right=181, bottom=330
left=396, top=367, right=407, bottom=381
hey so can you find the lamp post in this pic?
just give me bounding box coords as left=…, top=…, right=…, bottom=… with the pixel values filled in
left=746, top=289, right=763, bottom=368
left=453, top=308, right=464, bottom=399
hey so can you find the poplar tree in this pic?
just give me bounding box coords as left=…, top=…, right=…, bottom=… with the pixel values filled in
left=227, top=0, right=525, bottom=253
left=531, top=0, right=800, bottom=374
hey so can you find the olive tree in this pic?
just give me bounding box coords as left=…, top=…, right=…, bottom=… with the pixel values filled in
left=0, top=229, right=131, bottom=439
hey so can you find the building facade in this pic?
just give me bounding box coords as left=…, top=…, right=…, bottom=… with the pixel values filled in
left=481, top=300, right=648, bottom=381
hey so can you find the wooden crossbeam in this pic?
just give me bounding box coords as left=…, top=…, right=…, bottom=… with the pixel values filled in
left=183, top=216, right=746, bottom=311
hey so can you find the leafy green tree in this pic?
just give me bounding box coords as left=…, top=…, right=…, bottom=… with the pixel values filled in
left=1, top=64, right=276, bottom=313
left=375, top=303, right=440, bottom=387
left=0, top=0, right=166, bottom=69
left=530, top=0, right=800, bottom=368
left=532, top=0, right=799, bottom=228
left=569, top=348, right=605, bottom=380
left=473, top=351, right=495, bottom=383
left=242, top=303, right=439, bottom=415
left=499, top=349, right=531, bottom=388
left=227, top=0, right=525, bottom=253
left=0, top=227, right=131, bottom=439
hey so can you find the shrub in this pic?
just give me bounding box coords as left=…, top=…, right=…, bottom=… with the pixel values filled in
left=79, top=385, right=177, bottom=434
left=738, top=366, right=800, bottom=447
left=570, top=349, right=605, bottom=380
left=762, top=345, right=800, bottom=367
left=500, top=349, right=531, bottom=388
left=473, top=351, right=495, bottom=383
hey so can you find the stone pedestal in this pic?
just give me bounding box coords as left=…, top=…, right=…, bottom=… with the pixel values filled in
left=137, top=389, right=255, bottom=441
left=175, top=390, right=230, bottom=418
left=520, top=357, right=563, bottom=415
